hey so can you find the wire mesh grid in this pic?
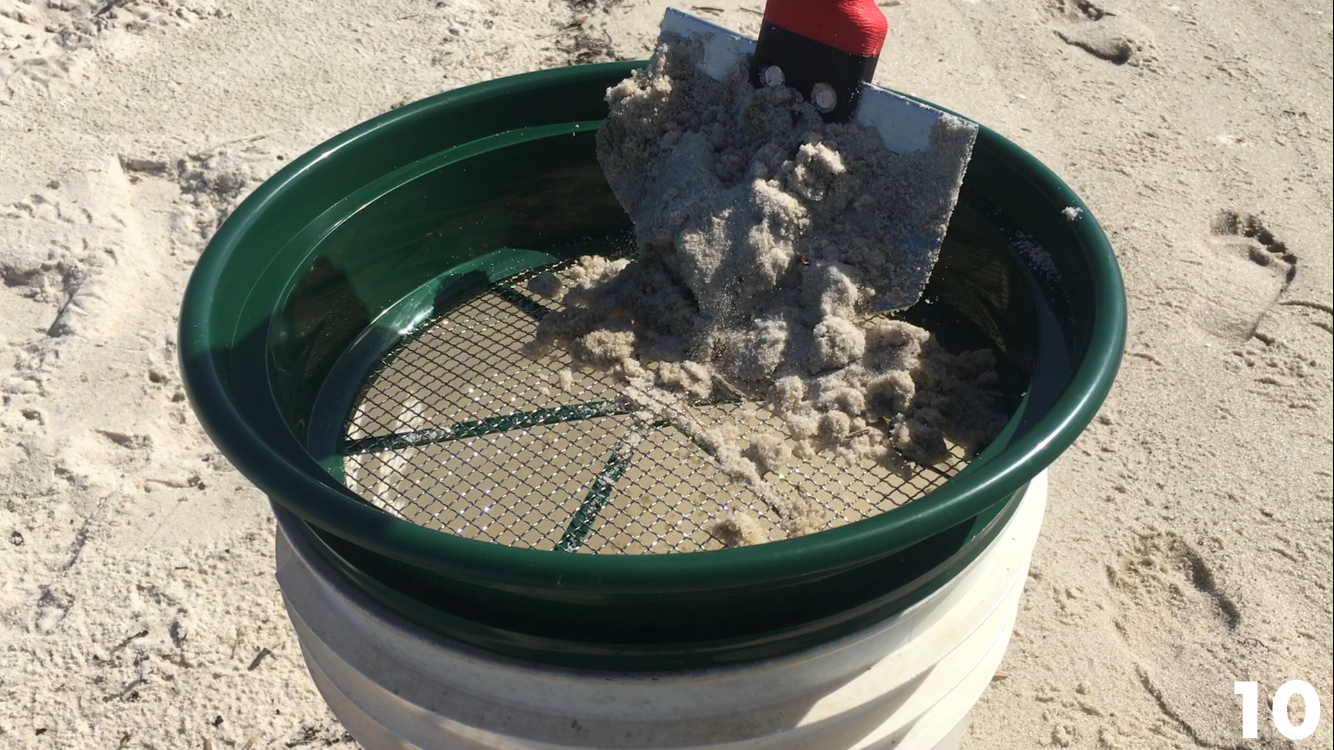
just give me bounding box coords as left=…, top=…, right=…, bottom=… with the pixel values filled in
left=340, top=262, right=968, bottom=554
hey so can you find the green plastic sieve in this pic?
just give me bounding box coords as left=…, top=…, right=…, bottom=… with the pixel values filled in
left=179, top=62, right=1125, bottom=670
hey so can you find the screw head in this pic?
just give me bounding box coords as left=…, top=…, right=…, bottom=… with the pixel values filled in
left=811, top=83, right=837, bottom=112
left=762, top=65, right=785, bottom=87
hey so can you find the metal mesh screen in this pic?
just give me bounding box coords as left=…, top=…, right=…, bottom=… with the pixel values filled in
left=340, top=262, right=967, bottom=554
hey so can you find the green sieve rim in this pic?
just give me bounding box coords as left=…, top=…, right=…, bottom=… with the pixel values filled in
left=180, top=62, right=1124, bottom=606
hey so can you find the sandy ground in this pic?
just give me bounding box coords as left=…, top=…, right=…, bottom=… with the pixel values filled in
left=0, top=0, right=1330, bottom=748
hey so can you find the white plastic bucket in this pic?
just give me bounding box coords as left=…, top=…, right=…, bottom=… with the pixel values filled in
left=273, top=471, right=1046, bottom=750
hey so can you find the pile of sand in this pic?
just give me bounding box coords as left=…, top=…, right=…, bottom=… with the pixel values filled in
left=527, top=37, right=1004, bottom=540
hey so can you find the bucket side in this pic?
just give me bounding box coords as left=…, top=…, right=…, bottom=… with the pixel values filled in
left=274, top=473, right=1046, bottom=750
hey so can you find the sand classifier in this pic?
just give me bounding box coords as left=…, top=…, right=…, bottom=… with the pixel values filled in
left=178, top=60, right=1125, bottom=749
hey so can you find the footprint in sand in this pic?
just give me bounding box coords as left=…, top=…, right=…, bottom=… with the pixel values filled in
left=1, top=0, right=222, bottom=102
left=0, top=178, right=104, bottom=346
left=121, top=144, right=276, bottom=243
left=1101, top=528, right=1278, bottom=747
left=1041, top=0, right=1156, bottom=66
left=0, top=158, right=175, bottom=342
left=425, top=0, right=584, bottom=84
left=1210, top=209, right=1297, bottom=284
left=2, top=0, right=221, bottom=41
left=2, top=142, right=277, bottom=486
left=1193, top=209, right=1298, bottom=342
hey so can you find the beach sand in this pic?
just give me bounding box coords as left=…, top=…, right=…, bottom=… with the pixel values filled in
left=1, top=0, right=1329, bottom=748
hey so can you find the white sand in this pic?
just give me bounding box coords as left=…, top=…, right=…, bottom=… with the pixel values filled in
left=529, top=42, right=1001, bottom=540
left=1, top=0, right=1330, bottom=748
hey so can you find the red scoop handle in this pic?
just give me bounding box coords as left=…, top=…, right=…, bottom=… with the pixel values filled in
left=762, top=0, right=889, bottom=58
left=750, top=0, right=889, bottom=121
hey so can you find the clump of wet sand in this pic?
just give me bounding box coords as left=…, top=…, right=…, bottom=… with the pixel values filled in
left=528, top=36, right=1005, bottom=543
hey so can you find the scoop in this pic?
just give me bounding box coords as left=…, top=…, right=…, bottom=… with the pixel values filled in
left=659, top=2, right=977, bottom=309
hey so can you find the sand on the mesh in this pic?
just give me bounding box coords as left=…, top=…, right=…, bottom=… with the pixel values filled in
left=1, top=0, right=1330, bottom=748
left=527, top=37, right=1002, bottom=540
